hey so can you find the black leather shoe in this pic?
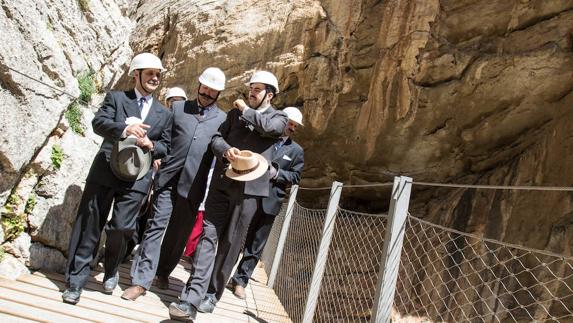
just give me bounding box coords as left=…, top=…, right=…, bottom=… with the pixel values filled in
left=155, top=275, right=169, bottom=290
left=197, top=294, right=217, bottom=313
left=169, top=301, right=197, bottom=322
left=62, top=287, right=82, bottom=305
left=103, top=272, right=119, bottom=294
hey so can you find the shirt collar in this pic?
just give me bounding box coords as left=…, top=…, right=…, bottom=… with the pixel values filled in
left=197, top=99, right=217, bottom=111
left=134, top=88, right=152, bottom=103
left=256, top=103, right=272, bottom=114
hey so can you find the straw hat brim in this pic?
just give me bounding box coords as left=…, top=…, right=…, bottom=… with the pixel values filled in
left=225, top=153, right=269, bottom=182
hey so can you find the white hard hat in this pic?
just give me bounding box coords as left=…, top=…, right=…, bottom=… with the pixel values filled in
left=283, top=107, right=303, bottom=126
left=128, top=53, right=166, bottom=76
left=165, top=87, right=187, bottom=100
left=198, top=67, right=226, bottom=91
left=248, top=71, right=279, bottom=94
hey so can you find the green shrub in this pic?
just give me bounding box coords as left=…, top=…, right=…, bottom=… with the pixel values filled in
left=24, top=194, right=36, bottom=215
left=51, top=145, right=64, bottom=169
left=0, top=245, right=5, bottom=262
left=3, top=193, right=21, bottom=214
left=77, top=71, right=96, bottom=103
left=1, top=214, right=26, bottom=241
left=65, top=101, right=85, bottom=135
left=78, top=0, right=90, bottom=12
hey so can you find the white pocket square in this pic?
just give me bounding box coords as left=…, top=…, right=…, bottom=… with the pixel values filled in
left=282, top=155, right=292, bottom=161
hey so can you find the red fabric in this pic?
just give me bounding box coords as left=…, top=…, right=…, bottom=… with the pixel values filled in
left=184, top=210, right=204, bottom=257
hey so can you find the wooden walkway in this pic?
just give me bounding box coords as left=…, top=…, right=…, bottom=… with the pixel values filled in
left=0, top=260, right=292, bottom=322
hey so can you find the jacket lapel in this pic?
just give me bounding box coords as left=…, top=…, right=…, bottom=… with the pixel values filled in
left=273, top=138, right=291, bottom=161
left=123, top=90, right=141, bottom=119
left=143, top=99, right=163, bottom=129
left=199, top=107, right=221, bottom=122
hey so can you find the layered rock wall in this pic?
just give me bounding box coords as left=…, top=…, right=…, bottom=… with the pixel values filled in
left=1, top=0, right=572, bottom=320
left=0, top=0, right=133, bottom=277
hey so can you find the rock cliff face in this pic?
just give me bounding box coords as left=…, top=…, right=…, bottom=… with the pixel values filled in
left=0, top=0, right=133, bottom=277
left=127, top=0, right=573, bottom=252
left=1, top=0, right=572, bottom=320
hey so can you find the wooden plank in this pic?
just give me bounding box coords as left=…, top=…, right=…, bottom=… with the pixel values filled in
left=0, top=312, right=37, bottom=323
left=19, top=273, right=170, bottom=312
left=0, top=277, right=165, bottom=322
left=0, top=286, right=141, bottom=323
left=33, top=270, right=178, bottom=304
left=0, top=298, right=89, bottom=323
left=1, top=259, right=292, bottom=323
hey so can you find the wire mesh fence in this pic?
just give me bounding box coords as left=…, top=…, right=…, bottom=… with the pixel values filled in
left=260, top=180, right=573, bottom=323
left=263, top=202, right=326, bottom=322
left=313, top=208, right=388, bottom=322
left=261, top=204, right=286, bottom=279
left=395, top=215, right=573, bottom=322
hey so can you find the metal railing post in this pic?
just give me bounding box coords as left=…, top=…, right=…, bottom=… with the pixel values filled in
left=302, top=181, right=343, bottom=323
left=371, top=176, right=412, bottom=323
left=268, top=184, right=299, bottom=288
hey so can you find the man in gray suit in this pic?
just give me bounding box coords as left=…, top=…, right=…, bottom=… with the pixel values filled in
left=229, top=107, right=305, bottom=299
left=168, top=71, right=288, bottom=321
left=63, top=53, right=172, bottom=305
left=121, top=68, right=227, bottom=301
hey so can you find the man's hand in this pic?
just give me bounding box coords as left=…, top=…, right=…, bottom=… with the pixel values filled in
left=269, top=164, right=278, bottom=179
left=136, top=136, right=154, bottom=151
left=224, top=147, right=240, bottom=161
left=233, top=99, right=248, bottom=112
left=126, top=123, right=150, bottom=138
left=153, top=159, right=161, bottom=172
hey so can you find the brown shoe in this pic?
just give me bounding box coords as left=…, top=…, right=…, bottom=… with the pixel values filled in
left=233, top=284, right=246, bottom=300
left=121, top=285, right=146, bottom=301
left=155, top=276, right=169, bottom=290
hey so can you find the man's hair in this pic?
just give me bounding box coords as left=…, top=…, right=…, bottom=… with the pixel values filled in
left=265, top=84, right=277, bottom=99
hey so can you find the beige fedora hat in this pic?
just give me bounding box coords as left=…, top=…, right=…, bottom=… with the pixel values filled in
left=110, top=137, right=152, bottom=182
left=225, top=150, right=268, bottom=182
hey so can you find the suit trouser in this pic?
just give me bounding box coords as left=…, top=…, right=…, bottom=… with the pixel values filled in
left=231, top=212, right=276, bottom=287
left=65, top=181, right=145, bottom=288
left=155, top=193, right=200, bottom=280
left=207, top=195, right=261, bottom=301
left=179, top=186, right=254, bottom=306
left=124, top=196, right=153, bottom=261
left=130, top=186, right=186, bottom=289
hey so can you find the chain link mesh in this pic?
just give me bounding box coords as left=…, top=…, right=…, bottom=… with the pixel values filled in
left=261, top=191, right=573, bottom=323
left=263, top=202, right=326, bottom=322
left=395, top=215, right=573, bottom=322
left=313, top=208, right=388, bottom=322
left=261, top=204, right=287, bottom=278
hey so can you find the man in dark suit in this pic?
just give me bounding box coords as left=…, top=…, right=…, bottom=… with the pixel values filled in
left=168, top=71, right=288, bottom=322
left=121, top=67, right=228, bottom=301
left=229, top=106, right=304, bottom=299
left=122, top=86, right=188, bottom=262
left=62, top=53, right=173, bottom=304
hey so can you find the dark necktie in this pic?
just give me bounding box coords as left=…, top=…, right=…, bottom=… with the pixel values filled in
left=139, top=97, right=147, bottom=110
left=275, top=139, right=284, bottom=151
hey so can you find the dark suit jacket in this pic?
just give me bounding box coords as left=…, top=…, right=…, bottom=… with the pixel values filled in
left=154, top=99, right=226, bottom=200
left=262, top=138, right=304, bottom=215
left=210, top=106, right=288, bottom=197
left=86, top=90, right=172, bottom=193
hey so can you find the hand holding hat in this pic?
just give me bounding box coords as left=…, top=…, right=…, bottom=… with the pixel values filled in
left=225, top=150, right=268, bottom=182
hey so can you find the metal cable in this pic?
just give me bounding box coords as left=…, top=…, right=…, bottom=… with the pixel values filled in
left=413, top=181, right=573, bottom=191
left=6, top=65, right=98, bottom=109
